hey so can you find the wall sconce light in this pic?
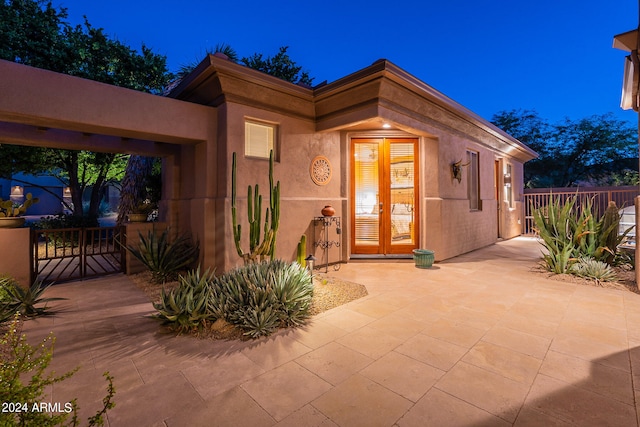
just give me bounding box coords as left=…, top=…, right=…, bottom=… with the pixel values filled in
left=503, top=173, right=512, bottom=187
left=305, top=255, right=316, bottom=279
left=9, top=185, right=24, bottom=203
left=63, top=187, right=72, bottom=197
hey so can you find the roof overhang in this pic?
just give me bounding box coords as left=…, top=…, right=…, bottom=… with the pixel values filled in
left=315, top=59, right=538, bottom=162
left=614, top=29, right=639, bottom=52
left=169, top=55, right=538, bottom=163
left=0, top=59, right=214, bottom=156
left=168, top=54, right=315, bottom=121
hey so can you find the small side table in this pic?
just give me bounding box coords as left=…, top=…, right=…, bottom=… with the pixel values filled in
left=314, top=216, right=341, bottom=272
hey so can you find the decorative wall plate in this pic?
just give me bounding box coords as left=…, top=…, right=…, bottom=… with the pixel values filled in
left=310, top=156, right=332, bottom=185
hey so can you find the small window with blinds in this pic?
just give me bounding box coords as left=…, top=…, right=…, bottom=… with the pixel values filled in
left=467, top=150, right=481, bottom=210
left=245, top=120, right=277, bottom=159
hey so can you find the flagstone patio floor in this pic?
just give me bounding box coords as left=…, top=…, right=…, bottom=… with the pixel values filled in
left=20, top=236, right=640, bottom=426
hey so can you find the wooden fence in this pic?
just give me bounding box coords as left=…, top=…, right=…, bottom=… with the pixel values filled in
left=522, top=186, right=639, bottom=235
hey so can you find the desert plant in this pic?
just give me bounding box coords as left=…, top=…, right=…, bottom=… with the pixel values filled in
left=125, top=227, right=199, bottom=283
left=153, top=268, right=215, bottom=333
left=209, top=260, right=313, bottom=338
left=598, top=201, right=634, bottom=265
left=231, top=150, right=280, bottom=264
left=533, top=195, right=634, bottom=272
left=0, top=314, right=115, bottom=426
left=571, top=257, right=617, bottom=282
left=532, top=196, right=578, bottom=273
left=296, top=234, right=307, bottom=267
left=0, top=192, right=39, bottom=217
left=1, top=277, right=66, bottom=317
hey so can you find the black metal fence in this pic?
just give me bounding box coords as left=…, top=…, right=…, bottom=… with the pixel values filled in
left=32, top=226, right=126, bottom=283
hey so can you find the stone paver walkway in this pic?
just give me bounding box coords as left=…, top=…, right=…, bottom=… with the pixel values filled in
left=20, top=237, right=640, bottom=426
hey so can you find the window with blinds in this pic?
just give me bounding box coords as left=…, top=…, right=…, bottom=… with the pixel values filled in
left=245, top=120, right=276, bottom=159
left=467, top=150, right=480, bottom=210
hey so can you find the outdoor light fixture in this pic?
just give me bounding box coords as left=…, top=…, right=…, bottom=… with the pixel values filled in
left=305, top=255, right=316, bottom=278
left=503, top=172, right=512, bottom=187
left=382, top=123, right=391, bottom=129
left=10, top=186, right=23, bottom=196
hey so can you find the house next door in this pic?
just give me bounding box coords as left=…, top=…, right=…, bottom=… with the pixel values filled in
left=351, top=138, right=419, bottom=255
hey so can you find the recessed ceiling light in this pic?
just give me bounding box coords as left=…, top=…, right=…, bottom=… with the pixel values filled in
left=382, top=123, right=391, bottom=129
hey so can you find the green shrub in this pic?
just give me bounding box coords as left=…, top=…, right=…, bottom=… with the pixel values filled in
left=0, top=315, right=115, bottom=426
left=126, top=227, right=199, bottom=283
left=571, top=257, right=617, bottom=282
left=1, top=278, right=67, bottom=318
left=153, top=268, right=215, bottom=333
left=210, top=260, right=313, bottom=338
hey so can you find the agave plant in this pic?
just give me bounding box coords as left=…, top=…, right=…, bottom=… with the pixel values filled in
left=571, top=257, right=617, bottom=283
left=1, top=277, right=67, bottom=317
left=209, top=260, right=313, bottom=338
left=153, top=267, right=215, bottom=332
left=532, top=196, right=577, bottom=273
left=126, top=227, right=199, bottom=283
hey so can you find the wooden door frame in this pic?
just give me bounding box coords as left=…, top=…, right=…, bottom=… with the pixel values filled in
left=350, top=137, right=420, bottom=255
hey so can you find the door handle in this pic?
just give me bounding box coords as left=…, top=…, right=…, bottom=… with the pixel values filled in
left=379, top=202, right=383, bottom=213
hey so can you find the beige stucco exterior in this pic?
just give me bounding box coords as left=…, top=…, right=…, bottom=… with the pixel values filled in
left=0, top=56, right=536, bottom=277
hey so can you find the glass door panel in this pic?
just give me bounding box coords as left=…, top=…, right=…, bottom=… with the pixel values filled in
left=389, top=142, right=415, bottom=246
left=353, top=142, right=380, bottom=250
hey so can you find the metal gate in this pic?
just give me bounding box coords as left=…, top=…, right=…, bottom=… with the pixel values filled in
left=32, top=226, right=126, bottom=283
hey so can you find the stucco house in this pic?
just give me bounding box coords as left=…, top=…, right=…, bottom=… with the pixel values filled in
left=0, top=55, right=536, bottom=278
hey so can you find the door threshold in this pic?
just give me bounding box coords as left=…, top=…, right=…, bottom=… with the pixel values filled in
left=350, top=254, right=413, bottom=260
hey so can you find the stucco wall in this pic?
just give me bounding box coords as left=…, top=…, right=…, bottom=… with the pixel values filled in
left=419, top=131, right=502, bottom=260
left=0, top=227, right=31, bottom=287
left=216, top=103, right=344, bottom=271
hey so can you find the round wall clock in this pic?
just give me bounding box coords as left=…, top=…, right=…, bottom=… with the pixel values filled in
left=310, top=155, right=332, bottom=185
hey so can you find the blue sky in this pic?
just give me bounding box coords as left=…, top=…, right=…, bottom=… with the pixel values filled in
left=57, top=0, right=638, bottom=126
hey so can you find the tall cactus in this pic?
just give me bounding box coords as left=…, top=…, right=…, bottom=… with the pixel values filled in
left=231, top=150, right=280, bottom=264
left=296, top=234, right=307, bottom=267
left=599, top=201, right=621, bottom=265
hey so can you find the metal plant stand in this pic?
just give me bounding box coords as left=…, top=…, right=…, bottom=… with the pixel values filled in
left=314, top=216, right=341, bottom=272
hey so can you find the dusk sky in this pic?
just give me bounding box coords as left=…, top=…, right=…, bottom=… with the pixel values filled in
left=57, top=0, right=638, bottom=126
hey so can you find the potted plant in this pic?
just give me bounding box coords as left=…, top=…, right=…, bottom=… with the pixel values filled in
left=0, top=193, right=39, bottom=228
left=128, top=201, right=154, bottom=223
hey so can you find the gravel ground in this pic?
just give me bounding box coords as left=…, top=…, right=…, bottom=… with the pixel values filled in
left=531, top=262, right=638, bottom=293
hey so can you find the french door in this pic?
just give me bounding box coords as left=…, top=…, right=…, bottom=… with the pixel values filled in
left=351, top=138, right=419, bottom=255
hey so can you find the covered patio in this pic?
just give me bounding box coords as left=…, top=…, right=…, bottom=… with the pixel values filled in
left=21, top=237, right=640, bottom=426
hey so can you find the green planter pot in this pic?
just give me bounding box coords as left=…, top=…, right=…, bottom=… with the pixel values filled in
left=412, top=249, right=435, bottom=268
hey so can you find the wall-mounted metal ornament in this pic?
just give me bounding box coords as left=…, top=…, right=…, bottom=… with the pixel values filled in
left=311, top=155, right=332, bottom=185
left=451, top=159, right=470, bottom=183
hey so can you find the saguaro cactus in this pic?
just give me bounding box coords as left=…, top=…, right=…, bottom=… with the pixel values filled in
left=231, top=150, right=280, bottom=263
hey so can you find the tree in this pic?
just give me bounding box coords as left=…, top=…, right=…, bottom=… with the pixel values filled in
left=491, top=110, right=638, bottom=187
left=178, top=44, right=314, bottom=86
left=241, top=46, right=314, bottom=86
left=0, top=0, right=171, bottom=219
left=176, top=43, right=238, bottom=79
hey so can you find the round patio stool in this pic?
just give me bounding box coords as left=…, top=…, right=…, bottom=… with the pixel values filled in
left=412, top=249, right=435, bottom=268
